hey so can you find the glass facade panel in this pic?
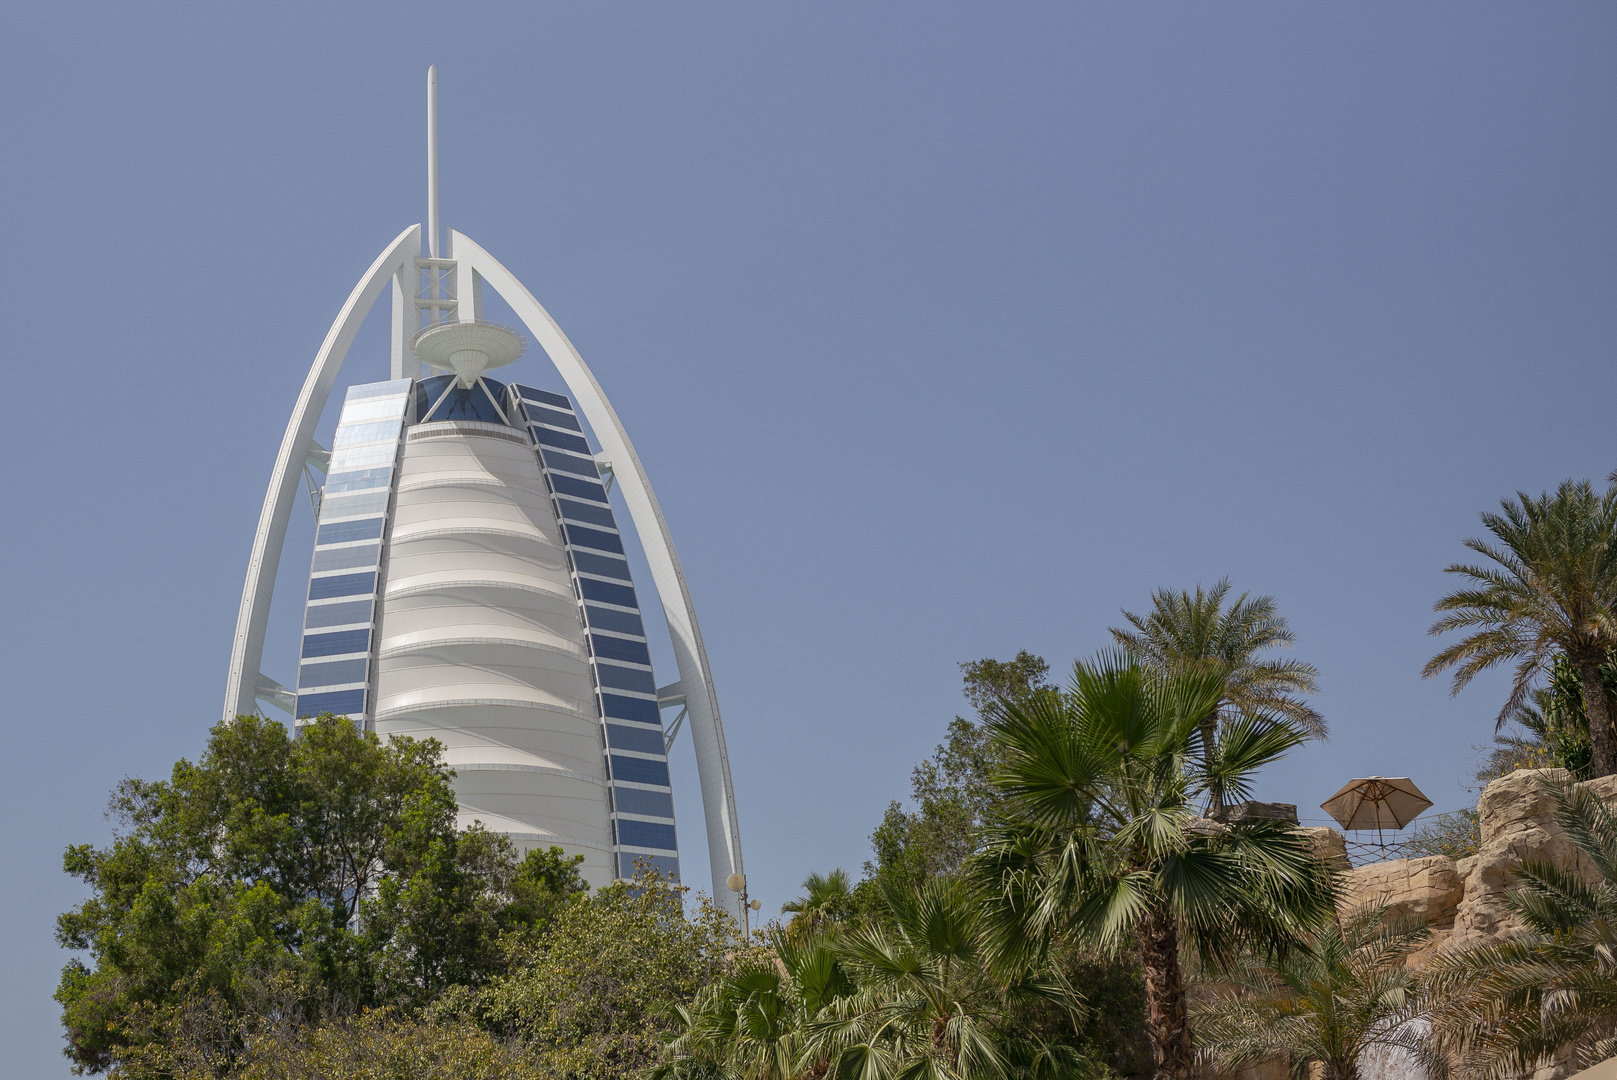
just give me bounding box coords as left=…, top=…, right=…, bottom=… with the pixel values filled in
left=532, top=427, right=591, bottom=454
left=580, top=578, right=637, bottom=608
left=550, top=474, right=609, bottom=503
left=299, top=657, right=368, bottom=687
left=333, top=419, right=404, bottom=447
left=586, top=606, right=646, bottom=637
left=606, top=723, right=665, bottom=754
left=573, top=551, right=632, bottom=581
left=304, top=599, right=374, bottom=629
left=297, top=688, right=366, bottom=718
left=618, top=853, right=680, bottom=880
left=610, top=755, right=671, bottom=787
left=346, top=378, right=413, bottom=401
left=564, top=523, right=623, bottom=554
left=541, top=448, right=599, bottom=477
left=325, top=468, right=392, bottom=493
left=596, top=663, right=656, bottom=694
left=302, top=628, right=370, bottom=658
left=601, top=693, right=660, bottom=724
left=616, top=819, right=678, bottom=852
left=312, top=543, right=380, bottom=572
left=316, top=517, right=385, bottom=545
left=309, top=571, right=376, bottom=600
left=338, top=396, right=409, bottom=423
left=516, top=385, right=572, bottom=410
left=612, top=786, right=675, bottom=818
left=526, top=405, right=581, bottom=432
left=557, top=498, right=616, bottom=528
left=319, top=489, right=390, bottom=518
left=415, top=374, right=510, bottom=425
left=329, top=442, right=398, bottom=470
left=593, top=634, right=652, bottom=665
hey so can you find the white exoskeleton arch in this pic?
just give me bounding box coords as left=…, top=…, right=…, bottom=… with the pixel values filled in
left=223, top=224, right=746, bottom=921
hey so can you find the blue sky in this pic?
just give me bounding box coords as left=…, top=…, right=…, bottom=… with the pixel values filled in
left=3, top=3, right=1615, bottom=1073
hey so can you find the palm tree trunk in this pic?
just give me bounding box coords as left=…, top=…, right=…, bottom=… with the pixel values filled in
left=1575, top=654, right=1616, bottom=777
left=1201, top=709, right=1223, bottom=819
left=1137, top=905, right=1194, bottom=1080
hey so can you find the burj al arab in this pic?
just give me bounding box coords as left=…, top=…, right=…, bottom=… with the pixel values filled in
left=220, top=67, right=744, bottom=918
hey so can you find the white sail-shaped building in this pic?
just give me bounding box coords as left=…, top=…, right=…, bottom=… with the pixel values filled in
left=220, top=69, right=744, bottom=915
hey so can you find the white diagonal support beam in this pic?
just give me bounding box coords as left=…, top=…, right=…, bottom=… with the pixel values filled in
left=223, top=224, right=423, bottom=722
left=448, top=229, right=746, bottom=924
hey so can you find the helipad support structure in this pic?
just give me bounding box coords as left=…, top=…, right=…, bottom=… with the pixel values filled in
left=221, top=68, right=744, bottom=917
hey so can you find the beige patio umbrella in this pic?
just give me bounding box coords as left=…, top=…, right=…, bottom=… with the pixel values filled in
left=1320, top=776, right=1432, bottom=851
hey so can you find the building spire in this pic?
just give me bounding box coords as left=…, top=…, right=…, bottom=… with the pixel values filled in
left=427, top=65, right=440, bottom=258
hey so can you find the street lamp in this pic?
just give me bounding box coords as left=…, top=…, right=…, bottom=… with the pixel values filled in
left=726, top=873, right=763, bottom=937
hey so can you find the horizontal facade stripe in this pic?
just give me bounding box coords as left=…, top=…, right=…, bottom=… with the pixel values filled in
left=579, top=578, right=637, bottom=608
left=304, top=599, right=374, bottom=629
left=297, top=688, right=365, bottom=717
left=612, top=786, right=675, bottom=818
left=515, top=385, right=572, bottom=410
left=618, top=853, right=680, bottom=881
left=325, top=467, right=392, bottom=493
left=540, top=448, right=599, bottom=477
left=596, top=663, right=657, bottom=694
left=585, top=606, right=646, bottom=637
left=606, top=723, right=665, bottom=755
left=558, top=498, right=616, bottom=528
left=309, top=572, right=376, bottom=600
left=312, top=544, right=381, bottom=573
left=564, top=523, right=624, bottom=554
left=548, top=473, right=609, bottom=503
left=573, top=551, right=632, bottom=581
left=525, top=405, right=581, bottom=431
left=593, top=634, right=652, bottom=665
left=616, top=819, right=678, bottom=852
left=532, top=427, right=591, bottom=454
left=299, top=657, right=368, bottom=687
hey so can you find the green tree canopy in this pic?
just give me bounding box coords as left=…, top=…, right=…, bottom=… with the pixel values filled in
left=55, top=715, right=583, bottom=1075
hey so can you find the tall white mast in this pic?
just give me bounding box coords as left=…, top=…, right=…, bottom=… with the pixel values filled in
left=427, top=65, right=440, bottom=258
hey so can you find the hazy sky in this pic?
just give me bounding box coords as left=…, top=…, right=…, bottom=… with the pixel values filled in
left=3, top=3, right=1615, bottom=1073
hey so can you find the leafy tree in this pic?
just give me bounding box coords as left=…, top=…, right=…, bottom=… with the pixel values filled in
left=805, top=878, right=1098, bottom=1080
left=443, top=872, right=736, bottom=1080
left=780, top=869, right=858, bottom=939
left=1424, top=479, right=1617, bottom=777
left=863, top=653, right=1050, bottom=899
left=1426, top=778, right=1617, bottom=1076
left=54, top=715, right=580, bottom=1075
left=1111, top=579, right=1322, bottom=815
left=972, top=653, right=1337, bottom=1080
left=1192, top=904, right=1432, bottom=1080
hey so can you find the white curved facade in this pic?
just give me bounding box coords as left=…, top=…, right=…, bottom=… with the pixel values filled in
left=222, top=225, right=743, bottom=916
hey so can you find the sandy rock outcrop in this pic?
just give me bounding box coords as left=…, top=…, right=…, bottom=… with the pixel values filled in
left=1448, top=769, right=1617, bottom=951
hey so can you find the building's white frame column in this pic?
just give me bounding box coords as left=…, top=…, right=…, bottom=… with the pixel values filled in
left=223, top=225, right=422, bottom=721
left=449, top=229, right=745, bottom=922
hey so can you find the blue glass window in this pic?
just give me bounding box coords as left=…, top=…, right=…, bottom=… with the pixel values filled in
left=616, top=819, right=678, bottom=851
left=532, top=427, right=590, bottom=454
left=299, top=657, right=368, bottom=688
left=541, top=448, right=599, bottom=477
left=312, top=543, right=380, bottom=573
left=580, top=578, right=637, bottom=608
left=516, top=385, right=572, bottom=410
left=607, top=723, right=665, bottom=754
left=593, top=635, right=652, bottom=665
left=309, top=572, right=376, bottom=601
left=305, top=599, right=373, bottom=629
left=602, top=693, right=660, bottom=724
left=320, top=490, right=390, bottom=518
left=526, top=405, right=581, bottom=432
left=346, top=379, right=412, bottom=401
left=587, top=606, right=645, bottom=637
left=333, top=419, right=402, bottom=447
left=415, top=374, right=511, bottom=425
left=550, top=473, right=609, bottom=503
left=618, top=853, right=680, bottom=880
left=297, top=688, right=365, bottom=718
left=613, top=786, right=675, bottom=818
left=597, top=663, right=656, bottom=695
left=558, top=498, right=617, bottom=528
left=565, top=524, right=623, bottom=554
left=317, top=518, right=385, bottom=545
left=325, top=467, right=392, bottom=493
left=611, top=755, right=671, bottom=787
left=574, top=552, right=632, bottom=581
left=302, top=628, right=370, bottom=658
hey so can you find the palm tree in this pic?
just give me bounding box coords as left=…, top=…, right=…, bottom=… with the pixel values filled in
left=972, top=653, right=1337, bottom=1080
left=1192, top=904, right=1432, bottom=1080
left=1110, top=579, right=1323, bottom=815
left=1425, top=778, right=1617, bottom=1077
left=781, top=869, right=857, bottom=939
left=805, top=877, right=1089, bottom=1080
left=1423, top=479, right=1617, bottom=777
